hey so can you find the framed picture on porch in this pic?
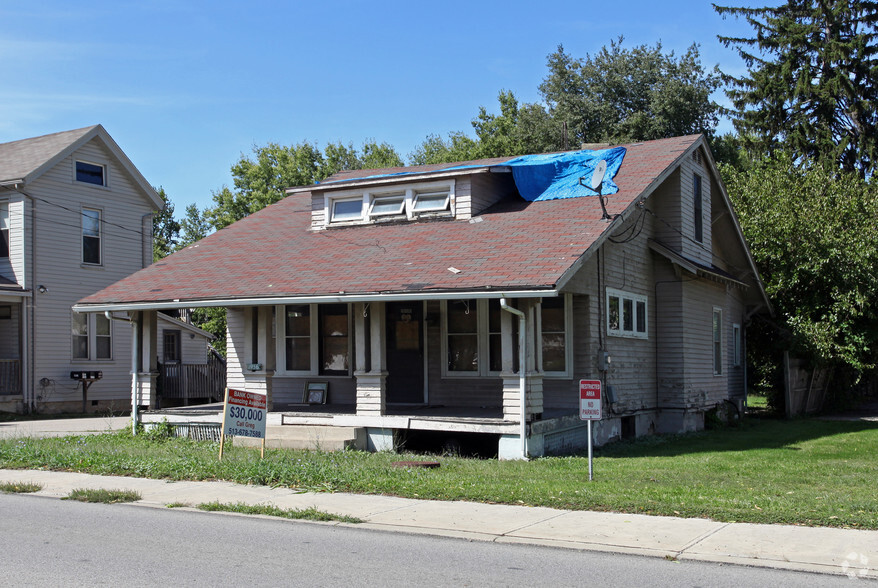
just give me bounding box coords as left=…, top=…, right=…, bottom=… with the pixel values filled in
left=304, top=381, right=328, bottom=404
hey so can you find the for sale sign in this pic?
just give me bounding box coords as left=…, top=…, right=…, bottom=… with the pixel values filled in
left=223, top=388, right=267, bottom=439
left=579, top=380, right=602, bottom=420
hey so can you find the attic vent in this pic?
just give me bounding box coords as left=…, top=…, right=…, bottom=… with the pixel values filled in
left=692, top=150, right=703, bottom=166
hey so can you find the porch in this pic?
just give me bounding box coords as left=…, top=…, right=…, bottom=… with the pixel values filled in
left=0, top=359, right=21, bottom=395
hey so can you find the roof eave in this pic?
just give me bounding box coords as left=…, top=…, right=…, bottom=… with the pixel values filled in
left=74, top=287, right=560, bottom=313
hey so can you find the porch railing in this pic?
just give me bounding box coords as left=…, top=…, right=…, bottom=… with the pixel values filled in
left=158, top=352, right=225, bottom=405
left=0, top=359, right=21, bottom=395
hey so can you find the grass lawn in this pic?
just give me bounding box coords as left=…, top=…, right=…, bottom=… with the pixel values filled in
left=0, top=417, right=875, bottom=529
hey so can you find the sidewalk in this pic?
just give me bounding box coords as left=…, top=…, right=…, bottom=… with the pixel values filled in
left=1, top=468, right=875, bottom=579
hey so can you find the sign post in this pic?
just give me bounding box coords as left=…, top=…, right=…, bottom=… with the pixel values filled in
left=219, top=388, right=268, bottom=460
left=579, top=379, right=602, bottom=481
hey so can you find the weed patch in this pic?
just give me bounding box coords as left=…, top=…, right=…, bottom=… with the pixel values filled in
left=197, top=501, right=362, bottom=523
left=65, top=488, right=141, bottom=504
left=0, top=481, right=42, bottom=493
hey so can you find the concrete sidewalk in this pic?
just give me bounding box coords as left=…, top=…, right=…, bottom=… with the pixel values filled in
left=1, top=468, right=875, bottom=580
left=0, top=416, right=129, bottom=438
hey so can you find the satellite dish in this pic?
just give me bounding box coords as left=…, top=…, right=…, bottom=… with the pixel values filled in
left=590, top=160, right=607, bottom=191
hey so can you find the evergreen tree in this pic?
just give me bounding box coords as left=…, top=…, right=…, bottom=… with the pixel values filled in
left=715, top=1, right=878, bottom=175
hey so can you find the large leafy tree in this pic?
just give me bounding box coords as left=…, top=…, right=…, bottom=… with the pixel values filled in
left=715, top=1, right=878, bottom=175
left=539, top=39, right=722, bottom=145
left=152, top=187, right=180, bottom=262
left=721, top=155, right=878, bottom=373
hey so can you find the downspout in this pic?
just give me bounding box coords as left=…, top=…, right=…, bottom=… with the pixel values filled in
left=104, top=311, right=138, bottom=434
left=500, top=297, right=527, bottom=459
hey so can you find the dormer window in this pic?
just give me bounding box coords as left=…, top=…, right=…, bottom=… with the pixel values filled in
left=331, top=198, right=364, bottom=222
left=323, top=179, right=455, bottom=228
left=412, top=190, right=450, bottom=213
left=369, top=193, right=406, bottom=217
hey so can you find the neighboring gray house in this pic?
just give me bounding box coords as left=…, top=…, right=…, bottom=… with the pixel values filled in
left=76, top=134, right=771, bottom=458
left=0, top=126, right=163, bottom=413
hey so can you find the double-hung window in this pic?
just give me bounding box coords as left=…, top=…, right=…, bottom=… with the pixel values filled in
left=0, top=203, right=8, bottom=258
left=444, top=296, right=568, bottom=377
left=713, top=308, right=723, bottom=375
left=606, top=288, right=648, bottom=339
left=82, top=208, right=102, bottom=265
left=72, top=313, right=112, bottom=361
left=280, top=304, right=350, bottom=376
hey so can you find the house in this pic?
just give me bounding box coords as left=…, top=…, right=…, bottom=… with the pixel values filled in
left=0, top=125, right=163, bottom=414
left=74, top=134, right=770, bottom=458
left=155, top=312, right=223, bottom=407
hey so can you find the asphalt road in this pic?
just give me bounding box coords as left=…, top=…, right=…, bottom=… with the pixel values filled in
left=1, top=494, right=858, bottom=587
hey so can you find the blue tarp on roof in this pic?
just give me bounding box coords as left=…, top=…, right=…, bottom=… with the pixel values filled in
left=319, top=147, right=626, bottom=202
left=502, top=147, right=626, bottom=201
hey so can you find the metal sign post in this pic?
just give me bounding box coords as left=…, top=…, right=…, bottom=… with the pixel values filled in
left=579, top=379, right=602, bottom=481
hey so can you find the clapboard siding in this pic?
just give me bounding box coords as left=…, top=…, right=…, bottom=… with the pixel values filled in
left=226, top=307, right=246, bottom=391
left=24, top=137, right=156, bottom=405
left=0, top=196, right=26, bottom=284
left=679, top=149, right=712, bottom=265
left=0, top=303, right=20, bottom=358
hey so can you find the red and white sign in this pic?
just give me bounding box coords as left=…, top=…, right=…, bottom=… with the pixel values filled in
left=223, top=388, right=267, bottom=439
left=579, top=379, right=602, bottom=420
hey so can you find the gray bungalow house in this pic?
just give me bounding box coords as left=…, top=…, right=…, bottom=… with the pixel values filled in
left=75, top=134, right=770, bottom=458
left=0, top=126, right=163, bottom=413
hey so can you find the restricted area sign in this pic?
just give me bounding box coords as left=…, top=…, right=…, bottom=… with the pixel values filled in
left=223, top=388, right=267, bottom=439
left=579, top=379, right=602, bottom=420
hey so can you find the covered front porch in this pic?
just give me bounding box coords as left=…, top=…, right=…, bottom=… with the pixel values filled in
left=127, top=294, right=582, bottom=459
left=0, top=295, right=25, bottom=406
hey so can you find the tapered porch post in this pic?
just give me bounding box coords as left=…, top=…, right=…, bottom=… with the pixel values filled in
left=137, top=309, right=159, bottom=410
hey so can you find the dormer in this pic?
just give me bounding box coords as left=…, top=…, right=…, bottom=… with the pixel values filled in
left=299, top=166, right=516, bottom=231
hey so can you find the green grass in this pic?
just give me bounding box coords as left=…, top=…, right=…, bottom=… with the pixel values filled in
left=197, top=501, right=362, bottom=523
left=1, top=418, right=876, bottom=528
left=747, top=394, right=769, bottom=409
left=64, top=488, right=141, bottom=503
left=0, top=481, right=42, bottom=493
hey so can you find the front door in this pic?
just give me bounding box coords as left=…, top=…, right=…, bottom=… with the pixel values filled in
left=385, top=302, right=424, bottom=404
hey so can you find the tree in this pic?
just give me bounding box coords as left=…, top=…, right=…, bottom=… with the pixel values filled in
left=715, top=1, right=878, bottom=175
left=539, top=39, right=722, bottom=145
left=177, top=203, right=210, bottom=249
left=408, top=132, right=480, bottom=165
left=721, top=155, right=878, bottom=375
left=472, top=90, right=562, bottom=157
left=152, top=187, right=180, bottom=262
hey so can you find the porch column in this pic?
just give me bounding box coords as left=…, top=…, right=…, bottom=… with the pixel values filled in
left=356, top=301, right=387, bottom=416
left=137, top=310, right=159, bottom=410
left=501, top=299, right=543, bottom=421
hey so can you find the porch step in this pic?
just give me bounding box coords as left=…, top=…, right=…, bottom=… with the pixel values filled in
left=235, top=425, right=366, bottom=451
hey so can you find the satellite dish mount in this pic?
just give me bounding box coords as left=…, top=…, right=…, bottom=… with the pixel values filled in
left=579, top=159, right=614, bottom=222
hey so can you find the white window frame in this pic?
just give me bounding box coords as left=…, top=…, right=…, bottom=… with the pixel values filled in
left=441, top=295, right=572, bottom=378
left=81, top=207, right=102, bottom=266
left=74, top=160, right=107, bottom=187
left=71, top=312, right=113, bottom=362
left=606, top=288, right=648, bottom=340
left=0, top=202, right=8, bottom=258
left=732, top=322, right=742, bottom=367
left=274, top=303, right=352, bottom=377
left=713, top=307, right=723, bottom=376
left=324, top=179, right=455, bottom=227
left=368, top=192, right=406, bottom=217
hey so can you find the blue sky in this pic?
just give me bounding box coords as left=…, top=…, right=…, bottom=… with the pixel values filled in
left=1, top=1, right=762, bottom=216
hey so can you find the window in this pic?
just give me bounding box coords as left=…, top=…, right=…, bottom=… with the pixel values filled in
left=0, top=203, right=8, bottom=258
left=76, top=161, right=105, bottom=186
left=369, top=193, right=406, bottom=217
left=72, top=313, right=111, bottom=360
left=444, top=296, right=568, bottom=377
left=733, top=323, right=742, bottom=367
left=713, top=308, right=723, bottom=375
left=319, top=304, right=349, bottom=375
left=324, top=180, right=454, bottom=226
left=694, top=174, right=703, bottom=243
left=284, top=305, right=311, bottom=372
left=0, top=306, right=11, bottom=320
left=82, top=208, right=101, bottom=265
left=280, top=304, right=351, bottom=376
left=607, top=288, right=648, bottom=339
left=331, top=198, right=363, bottom=222
left=412, top=189, right=450, bottom=213
left=163, top=330, right=181, bottom=363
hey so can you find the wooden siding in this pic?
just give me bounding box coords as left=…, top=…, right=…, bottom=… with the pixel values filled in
left=23, top=137, right=156, bottom=406
left=226, top=307, right=246, bottom=391
left=0, top=196, right=25, bottom=284
left=0, top=302, right=20, bottom=358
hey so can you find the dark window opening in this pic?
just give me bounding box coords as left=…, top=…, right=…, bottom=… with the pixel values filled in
left=76, top=161, right=105, bottom=186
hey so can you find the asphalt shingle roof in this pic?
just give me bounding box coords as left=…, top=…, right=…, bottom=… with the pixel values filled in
left=78, top=135, right=701, bottom=308
left=0, top=126, right=98, bottom=183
